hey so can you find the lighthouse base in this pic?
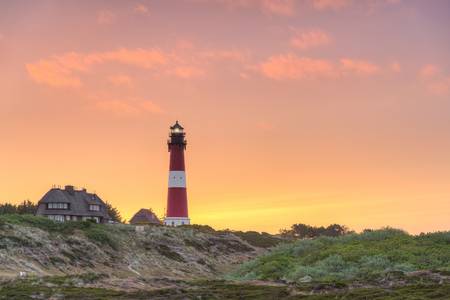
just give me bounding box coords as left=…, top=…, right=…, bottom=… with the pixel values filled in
left=164, top=217, right=190, bottom=227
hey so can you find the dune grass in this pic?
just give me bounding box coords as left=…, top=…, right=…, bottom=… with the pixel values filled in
left=0, top=214, right=118, bottom=249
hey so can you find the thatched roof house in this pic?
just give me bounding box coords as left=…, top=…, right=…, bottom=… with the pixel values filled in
left=129, top=209, right=161, bottom=225
left=36, top=185, right=110, bottom=223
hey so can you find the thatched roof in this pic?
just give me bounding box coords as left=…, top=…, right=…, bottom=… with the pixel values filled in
left=129, top=209, right=161, bottom=225
left=36, top=186, right=110, bottom=220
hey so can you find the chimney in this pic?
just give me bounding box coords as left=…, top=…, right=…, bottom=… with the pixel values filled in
left=65, top=185, right=75, bottom=195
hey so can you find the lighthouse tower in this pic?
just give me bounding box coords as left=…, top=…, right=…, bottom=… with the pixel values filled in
left=164, top=121, right=190, bottom=226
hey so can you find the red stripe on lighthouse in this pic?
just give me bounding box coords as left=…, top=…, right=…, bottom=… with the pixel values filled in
left=167, top=188, right=188, bottom=217
left=169, top=146, right=185, bottom=171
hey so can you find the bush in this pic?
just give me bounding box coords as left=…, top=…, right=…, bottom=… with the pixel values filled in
left=84, top=227, right=118, bottom=250
left=232, top=229, right=450, bottom=283
left=231, top=231, right=283, bottom=248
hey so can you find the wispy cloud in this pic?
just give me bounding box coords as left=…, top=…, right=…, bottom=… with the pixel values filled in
left=419, top=64, right=439, bottom=79
left=97, top=10, right=116, bottom=25
left=260, top=54, right=336, bottom=80
left=134, top=4, right=150, bottom=15
left=310, top=0, right=401, bottom=12
left=419, top=64, right=450, bottom=95
left=260, top=0, right=295, bottom=16
left=26, top=46, right=250, bottom=87
left=26, top=59, right=83, bottom=88
left=340, top=58, right=379, bottom=75
left=26, top=48, right=168, bottom=87
left=259, top=54, right=381, bottom=80
left=191, top=0, right=296, bottom=16
left=107, top=74, right=134, bottom=87
left=426, top=77, right=450, bottom=95
left=290, top=29, right=331, bottom=50
left=390, top=61, right=401, bottom=73
left=310, top=0, right=351, bottom=11
left=94, top=97, right=164, bottom=116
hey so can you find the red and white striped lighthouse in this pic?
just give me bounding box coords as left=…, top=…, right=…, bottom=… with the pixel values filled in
left=164, top=121, right=190, bottom=226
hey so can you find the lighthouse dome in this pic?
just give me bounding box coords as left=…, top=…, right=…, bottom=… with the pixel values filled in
left=170, top=120, right=184, bottom=132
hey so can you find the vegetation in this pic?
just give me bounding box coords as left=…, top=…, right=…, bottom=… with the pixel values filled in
left=230, top=231, right=283, bottom=248
left=1, top=276, right=449, bottom=300
left=280, top=223, right=353, bottom=239
left=0, top=214, right=118, bottom=249
left=105, top=202, right=123, bottom=223
left=181, top=224, right=283, bottom=248
left=0, top=200, right=37, bottom=215
left=231, top=228, right=450, bottom=283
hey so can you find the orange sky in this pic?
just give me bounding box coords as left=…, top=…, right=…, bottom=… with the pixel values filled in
left=1, top=0, right=450, bottom=233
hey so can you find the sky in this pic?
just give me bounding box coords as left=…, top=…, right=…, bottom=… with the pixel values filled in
left=1, top=0, right=450, bottom=234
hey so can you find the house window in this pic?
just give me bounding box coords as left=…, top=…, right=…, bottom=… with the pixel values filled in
left=48, top=215, right=65, bottom=222
left=82, top=216, right=100, bottom=223
left=89, top=204, right=100, bottom=211
left=47, top=203, right=69, bottom=210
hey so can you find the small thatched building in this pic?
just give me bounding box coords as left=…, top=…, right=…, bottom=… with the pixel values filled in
left=129, top=209, right=161, bottom=225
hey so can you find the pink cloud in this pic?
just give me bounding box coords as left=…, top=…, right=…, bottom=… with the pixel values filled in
left=95, top=98, right=164, bottom=116
left=108, top=74, right=134, bottom=87
left=419, top=64, right=450, bottom=95
left=170, top=66, right=205, bottom=78
left=26, top=46, right=249, bottom=87
left=420, top=64, right=439, bottom=79
left=426, top=77, right=450, bottom=95
left=310, top=0, right=400, bottom=12
left=260, top=0, right=295, bottom=16
left=134, top=4, right=150, bottom=15
left=290, top=29, right=331, bottom=50
left=260, top=54, right=336, bottom=80
left=259, top=54, right=381, bottom=80
left=26, top=60, right=82, bottom=88
left=26, top=48, right=168, bottom=87
left=97, top=10, right=116, bottom=25
left=200, top=49, right=249, bottom=62
left=340, top=58, right=379, bottom=75
left=390, top=62, right=401, bottom=73
left=194, top=0, right=295, bottom=16
left=311, top=0, right=351, bottom=10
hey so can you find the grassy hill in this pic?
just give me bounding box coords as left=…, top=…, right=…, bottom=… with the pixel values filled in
left=1, top=216, right=449, bottom=299
left=0, top=214, right=259, bottom=280
left=231, top=228, right=450, bottom=283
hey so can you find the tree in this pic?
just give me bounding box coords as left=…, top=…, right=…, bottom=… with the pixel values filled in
left=17, top=200, right=37, bottom=214
left=105, top=202, right=123, bottom=223
left=0, top=203, right=17, bottom=215
left=0, top=200, right=37, bottom=215
left=280, top=223, right=352, bottom=239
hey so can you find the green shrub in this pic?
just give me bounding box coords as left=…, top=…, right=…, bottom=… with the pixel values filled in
left=232, top=229, right=450, bottom=283
left=231, top=231, right=283, bottom=248
left=84, top=227, right=118, bottom=250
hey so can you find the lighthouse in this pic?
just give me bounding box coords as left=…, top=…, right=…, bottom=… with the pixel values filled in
left=164, top=121, right=190, bottom=226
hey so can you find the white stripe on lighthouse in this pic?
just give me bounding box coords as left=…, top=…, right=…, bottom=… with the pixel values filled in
left=168, top=171, right=186, bottom=188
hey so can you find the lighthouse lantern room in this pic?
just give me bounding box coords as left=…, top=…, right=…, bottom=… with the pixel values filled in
left=164, top=121, right=190, bottom=226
